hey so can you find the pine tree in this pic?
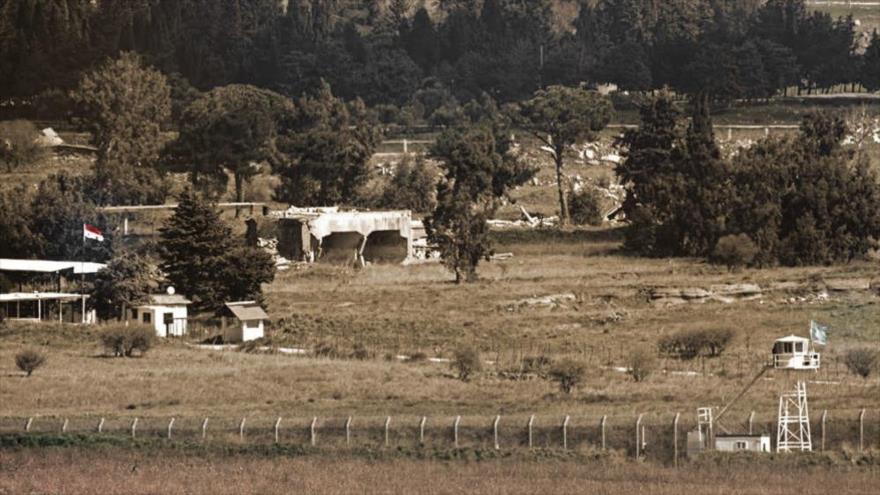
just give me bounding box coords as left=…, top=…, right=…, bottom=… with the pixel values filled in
left=862, top=30, right=880, bottom=92
left=159, top=190, right=275, bottom=311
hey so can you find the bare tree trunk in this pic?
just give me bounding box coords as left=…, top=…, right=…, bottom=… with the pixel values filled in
left=555, top=154, right=569, bottom=226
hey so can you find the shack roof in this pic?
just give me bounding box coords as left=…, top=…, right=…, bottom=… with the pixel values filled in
left=0, top=259, right=106, bottom=275
left=142, top=294, right=191, bottom=306
left=225, top=301, right=269, bottom=321
left=775, top=335, right=809, bottom=343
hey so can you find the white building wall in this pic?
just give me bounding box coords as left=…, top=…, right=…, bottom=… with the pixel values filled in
left=131, top=305, right=188, bottom=337
left=715, top=436, right=771, bottom=453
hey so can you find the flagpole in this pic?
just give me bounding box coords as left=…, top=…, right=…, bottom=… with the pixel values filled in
left=81, top=224, right=86, bottom=324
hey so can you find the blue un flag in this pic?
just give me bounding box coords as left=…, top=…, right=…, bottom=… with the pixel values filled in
left=810, top=320, right=828, bottom=345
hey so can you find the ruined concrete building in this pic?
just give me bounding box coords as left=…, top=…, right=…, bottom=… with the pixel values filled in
left=271, top=207, right=414, bottom=265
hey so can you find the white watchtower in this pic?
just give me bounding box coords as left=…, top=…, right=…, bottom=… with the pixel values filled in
left=771, top=335, right=819, bottom=452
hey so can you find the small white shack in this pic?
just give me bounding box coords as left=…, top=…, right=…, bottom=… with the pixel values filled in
left=130, top=288, right=190, bottom=337
left=715, top=434, right=771, bottom=453
left=222, top=301, right=268, bottom=343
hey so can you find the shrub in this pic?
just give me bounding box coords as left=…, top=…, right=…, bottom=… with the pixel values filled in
left=407, top=351, right=428, bottom=362
left=658, top=328, right=735, bottom=360
left=100, top=325, right=155, bottom=357
left=844, top=348, right=877, bottom=379
left=568, top=187, right=604, bottom=226
left=521, top=355, right=553, bottom=375
left=452, top=346, right=482, bottom=381
left=699, top=328, right=735, bottom=357
left=350, top=343, right=373, bottom=360
left=0, top=120, right=47, bottom=172
left=314, top=341, right=343, bottom=359
left=658, top=330, right=702, bottom=360
left=711, top=234, right=759, bottom=271
left=15, top=349, right=46, bottom=376
left=627, top=348, right=656, bottom=382
left=548, top=358, right=587, bottom=394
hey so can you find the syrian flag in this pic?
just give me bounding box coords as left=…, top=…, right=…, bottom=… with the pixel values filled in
left=83, top=223, right=104, bottom=242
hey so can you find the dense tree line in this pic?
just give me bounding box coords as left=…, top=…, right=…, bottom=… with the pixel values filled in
left=618, top=93, right=880, bottom=266
left=2, top=0, right=878, bottom=116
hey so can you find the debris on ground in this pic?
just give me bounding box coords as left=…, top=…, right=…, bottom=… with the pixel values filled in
left=503, top=293, right=577, bottom=311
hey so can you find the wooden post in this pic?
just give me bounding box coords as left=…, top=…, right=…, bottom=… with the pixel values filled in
left=384, top=416, right=391, bottom=447
left=673, top=413, right=680, bottom=468
left=201, top=418, right=209, bottom=440
left=167, top=418, right=175, bottom=439
left=61, top=418, right=68, bottom=433
left=493, top=415, right=501, bottom=450
left=562, top=416, right=570, bottom=450
left=453, top=416, right=461, bottom=448
left=131, top=418, right=138, bottom=438
left=600, top=415, right=607, bottom=450
left=310, top=417, right=317, bottom=447
left=527, top=415, right=535, bottom=448
left=635, top=414, right=643, bottom=459
left=859, top=409, right=865, bottom=452
left=748, top=411, right=755, bottom=435
left=345, top=417, right=352, bottom=446
left=25, top=417, right=33, bottom=432
left=97, top=418, right=104, bottom=434
left=419, top=417, right=427, bottom=445
left=274, top=417, right=282, bottom=444
left=820, top=410, right=827, bottom=451
left=239, top=417, right=246, bottom=440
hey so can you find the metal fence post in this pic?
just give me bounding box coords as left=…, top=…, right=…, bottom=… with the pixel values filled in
left=821, top=410, right=827, bottom=451
left=562, top=416, right=570, bottom=450
left=419, top=417, right=427, bottom=445
left=201, top=418, right=209, bottom=440
left=274, top=417, right=282, bottom=444
left=453, top=416, right=461, bottom=448
left=635, top=414, right=643, bottom=459
left=527, top=415, right=535, bottom=449
left=310, top=417, right=317, bottom=447
left=167, top=418, right=175, bottom=439
left=600, top=415, right=607, bottom=450
left=97, top=418, right=104, bottom=434
left=131, top=418, right=138, bottom=438
left=345, top=417, right=352, bottom=446
left=384, top=416, right=391, bottom=447
left=673, top=413, right=680, bottom=468
left=859, top=409, right=866, bottom=452
left=493, top=415, right=501, bottom=450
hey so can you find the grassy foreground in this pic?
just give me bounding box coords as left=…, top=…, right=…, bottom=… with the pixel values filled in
left=0, top=438, right=878, bottom=495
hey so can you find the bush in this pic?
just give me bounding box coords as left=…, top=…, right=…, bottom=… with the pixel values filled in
left=15, top=349, right=46, bottom=376
left=521, top=355, right=553, bottom=375
left=844, top=348, right=877, bottom=379
left=548, top=358, right=587, bottom=394
left=100, top=325, right=155, bottom=357
left=452, top=346, right=482, bottom=381
left=711, top=234, right=759, bottom=271
left=568, top=187, right=604, bottom=226
left=658, top=328, right=735, bottom=360
left=314, top=341, right=343, bottom=359
left=350, top=343, right=373, bottom=360
left=0, top=120, right=47, bottom=172
left=407, top=351, right=428, bottom=362
left=627, top=348, right=656, bottom=382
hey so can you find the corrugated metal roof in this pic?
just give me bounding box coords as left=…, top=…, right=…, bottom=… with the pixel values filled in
left=0, top=259, right=106, bottom=274
left=0, top=292, right=88, bottom=302
left=225, top=301, right=268, bottom=321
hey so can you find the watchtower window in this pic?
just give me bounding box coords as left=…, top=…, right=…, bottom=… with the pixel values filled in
left=794, top=342, right=804, bottom=353
left=734, top=441, right=748, bottom=450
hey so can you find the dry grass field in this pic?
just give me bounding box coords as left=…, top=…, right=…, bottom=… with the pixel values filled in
left=1, top=229, right=877, bottom=430
left=1, top=444, right=878, bottom=495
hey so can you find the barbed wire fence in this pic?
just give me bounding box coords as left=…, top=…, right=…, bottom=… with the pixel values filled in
left=2, top=409, right=876, bottom=463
